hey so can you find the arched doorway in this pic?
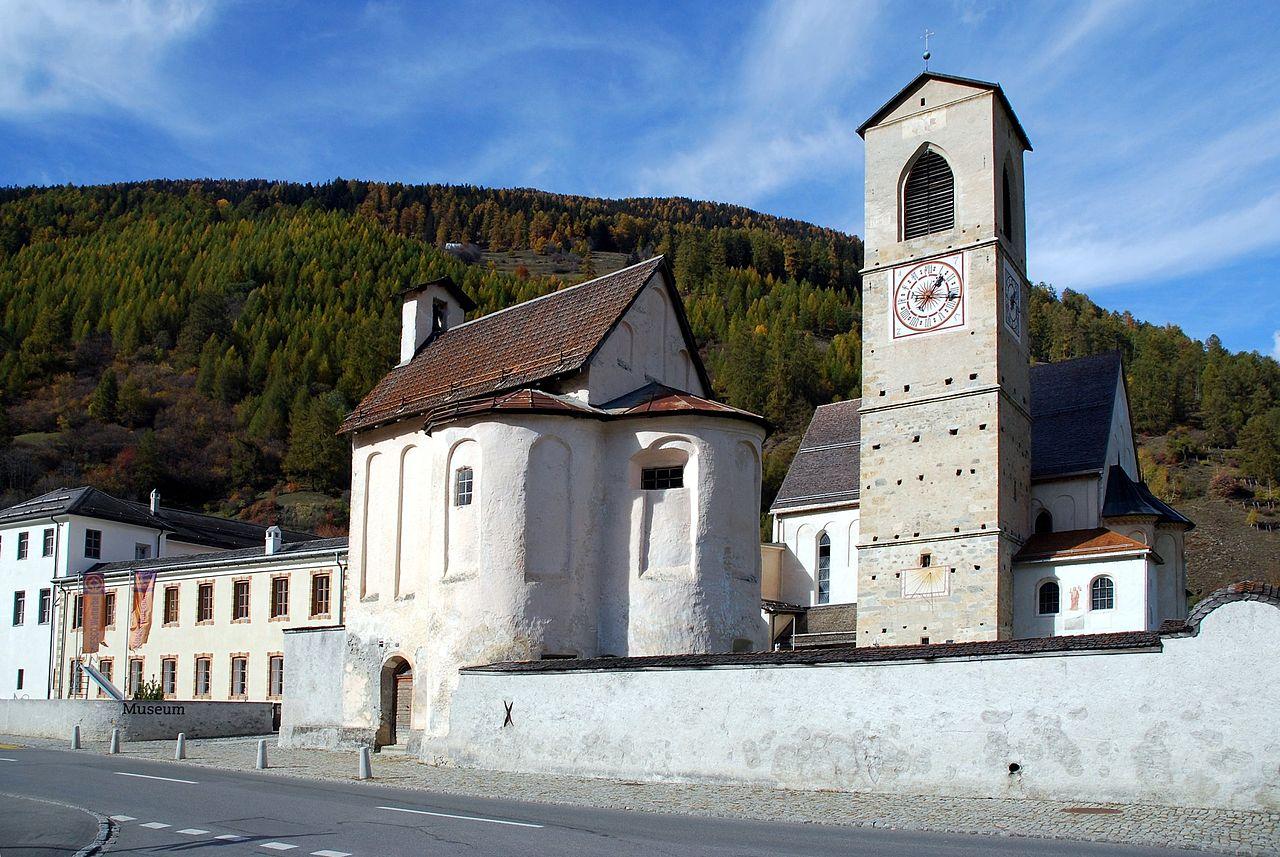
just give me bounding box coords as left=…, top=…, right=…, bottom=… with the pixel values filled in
left=377, top=656, right=413, bottom=748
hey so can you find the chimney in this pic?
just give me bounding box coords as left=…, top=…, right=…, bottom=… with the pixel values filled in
left=398, top=277, right=477, bottom=365
left=265, top=525, right=282, bottom=556
left=149, top=489, right=161, bottom=514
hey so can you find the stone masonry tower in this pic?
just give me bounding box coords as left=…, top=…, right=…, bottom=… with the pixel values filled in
left=855, top=73, right=1032, bottom=645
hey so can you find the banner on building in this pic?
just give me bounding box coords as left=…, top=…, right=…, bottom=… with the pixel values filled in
left=82, top=572, right=106, bottom=654
left=129, top=570, right=157, bottom=649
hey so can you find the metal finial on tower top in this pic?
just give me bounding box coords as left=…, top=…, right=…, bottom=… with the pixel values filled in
left=922, top=29, right=935, bottom=70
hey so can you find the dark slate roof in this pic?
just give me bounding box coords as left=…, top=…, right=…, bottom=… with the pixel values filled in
left=1102, top=465, right=1195, bottom=529
left=770, top=399, right=862, bottom=512
left=400, top=276, right=477, bottom=311
left=856, top=71, right=1032, bottom=150
left=0, top=486, right=315, bottom=550
left=341, top=257, right=714, bottom=434
left=774, top=352, right=1132, bottom=513
left=83, top=536, right=348, bottom=578
left=466, top=629, right=1162, bottom=674
left=1030, top=351, right=1123, bottom=480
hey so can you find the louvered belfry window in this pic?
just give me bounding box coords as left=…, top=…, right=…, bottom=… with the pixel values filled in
left=903, top=150, right=955, bottom=239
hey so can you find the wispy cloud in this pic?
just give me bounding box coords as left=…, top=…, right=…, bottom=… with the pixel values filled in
left=0, top=0, right=212, bottom=124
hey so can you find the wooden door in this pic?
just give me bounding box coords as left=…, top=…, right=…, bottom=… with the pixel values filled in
left=392, top=665, right=412, bottom=744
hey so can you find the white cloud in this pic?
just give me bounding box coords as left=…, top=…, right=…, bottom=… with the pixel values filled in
left=0, top=0, right=211, bottom=122
left=636, top=0, right=880, bottom=205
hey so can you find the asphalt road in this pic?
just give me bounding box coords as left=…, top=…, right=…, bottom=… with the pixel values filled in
left=0, top=745, right=1198, bottom=857
left=0, top=791, right=102, bottom=857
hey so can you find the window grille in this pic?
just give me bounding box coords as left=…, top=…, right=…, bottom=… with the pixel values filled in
left=454, top=466, right=474, bottom=506
left=641, top=466, right=684, bottom=490
left=42, top=528, right=54, bottom=557
left=903, top=150, right=955, bottom=239
left=816, top=534, right=831, bottom=605
left=1038, top=580, right=1060, bottom=615
left=1090, top=576, right=1115, bottom=611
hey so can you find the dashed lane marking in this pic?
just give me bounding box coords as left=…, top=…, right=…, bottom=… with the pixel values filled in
left=115, top=771, right=198, bottom=784
left=109, top=815, right=136, bottom=822
left=377, top=805, right=545, bottom=829
left=177, top=828, right=211, bottom=835
left=0, top=758, right=17, bottom=762
left=260, top=843, right=298, bottom=851
left=311, top=851, right=351, bottom=857
left=139, top=822, right=171, bottom=829
left=216, top=835, right=248, bottom=842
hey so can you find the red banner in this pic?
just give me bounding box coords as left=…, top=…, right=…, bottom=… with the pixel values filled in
left=82, top=573, right=105, bottom=654
left=129, top=570, right=157, bottom=649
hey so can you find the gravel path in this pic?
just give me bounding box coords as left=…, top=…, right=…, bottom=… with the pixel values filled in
left=7, top=733, right=1278, bottom=855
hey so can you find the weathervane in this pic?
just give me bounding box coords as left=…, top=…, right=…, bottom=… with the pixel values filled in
left=922, top=29, right=935, bottom=70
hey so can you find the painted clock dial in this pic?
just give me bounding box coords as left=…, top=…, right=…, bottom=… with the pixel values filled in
left=1002, top=257, right=1025, bottom=343
left=891, top=253, right=965, bottom=338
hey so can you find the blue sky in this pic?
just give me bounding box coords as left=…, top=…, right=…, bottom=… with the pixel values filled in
left=1, top=0, right=1276, bottom=357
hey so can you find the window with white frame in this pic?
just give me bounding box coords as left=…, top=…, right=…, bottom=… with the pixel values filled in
left=128, top=658, right=143, bottom=693
left=42, top=528, right=54, bottom=557
left=232, top=580, right=250, bottom=620
left=816, top=534, right=831, bottom=605
left=270, top=577, right=289, bottom=618
left=16, top=531, right=28, bottom=560
left=161, top=658, right=177, bottom=697
left=453, top=466, right=474, bottom=506
left=1037, top=580, right=1060, bottom=615
left=268, top=655, right=284, bottom=698
left=72, top=595, right=83, bottom=629
left=194, top=657, right=212, bottom=697
left=38, top=589, right=51, bottom=624
left=230, top=656, right=248, bottom=697
left=12, top=590, right=25, bottom=625
left=1090, top=576, right=1115, bottom=611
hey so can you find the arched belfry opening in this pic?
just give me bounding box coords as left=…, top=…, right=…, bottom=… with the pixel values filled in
left=902, top=148, right=955, bottom=239
left=377, top=655, right=413, bottom=748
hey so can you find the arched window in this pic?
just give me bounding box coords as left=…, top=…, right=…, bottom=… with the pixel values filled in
left=1090, top=576, right=1115, bottom=611
left=1037, top=580, right=1060, bottom=615
left=903, top=150, right=955, bottom=239
left=1034, top=509, right=1053, bottom=535
left=816, top=533, right=831, bottom=605
left=1001, top=165, right=1014, bottom=240
left=453, top=466, right=474, bottom=507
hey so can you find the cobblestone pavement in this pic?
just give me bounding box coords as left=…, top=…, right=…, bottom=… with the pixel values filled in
left=6, top=734, right=1278, bottom=855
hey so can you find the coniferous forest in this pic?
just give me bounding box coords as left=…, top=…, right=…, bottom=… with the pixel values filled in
left=0, top=180, right=1277, bottom=575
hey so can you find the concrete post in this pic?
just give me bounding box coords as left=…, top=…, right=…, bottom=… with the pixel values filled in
left=71, top=725, right=80, bottom=750
left=358, top=747, right=372, bottom=780
left=108, top=728, right=120, bottom=755
left=175, top=732, right=186, bottom=760
left=256, top=739, right=268, bottom=770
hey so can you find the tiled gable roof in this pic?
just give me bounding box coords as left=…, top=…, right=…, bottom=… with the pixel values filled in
left=341, top=257, right=670, bottom=434
left=770, top=399, right=861, bottom=511
left=1014, top=527, right=1153, bottom=563
left=1029, top=351, right=1122, bottom=480
left=0, top=486, right=315, bottom=550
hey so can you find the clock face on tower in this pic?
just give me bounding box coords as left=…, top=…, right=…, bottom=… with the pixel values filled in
left=1002, top=257, right=1025, bottom=343
left=892, top=253, right=966, bottom=339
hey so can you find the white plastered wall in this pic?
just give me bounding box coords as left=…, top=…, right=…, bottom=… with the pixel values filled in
left=1012, top=553, right=1151, bottom=637
left=771, top=505, right=860, bottom=606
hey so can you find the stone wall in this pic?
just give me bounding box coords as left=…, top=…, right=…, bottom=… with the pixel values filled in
left=0, top=698, right=274, bottom=741
left=442, top=591, right=1280, bottom=811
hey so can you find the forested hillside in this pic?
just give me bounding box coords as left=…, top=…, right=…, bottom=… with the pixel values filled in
left=0, top=180, right=1276, bottom=580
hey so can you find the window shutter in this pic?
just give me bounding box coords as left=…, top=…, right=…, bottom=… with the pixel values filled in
left=903, top=150, right=955, bottom=239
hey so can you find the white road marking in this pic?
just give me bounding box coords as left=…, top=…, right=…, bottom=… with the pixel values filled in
left=311, top=851, right=351, bottom=857
left=115, top=771, right=198, bottom=784
left=216, top=835, right=248, bottom=841
left=109, top=815, right=136, bottom=822
left=177, top=828, right=210, bottom=835
left=260, top=843, right=297, bottom=851
left=377, top=805, right=545, bottom=829
left=139, top=822, right=171, bottom=829
left=0, top=758, right=17, bottom=762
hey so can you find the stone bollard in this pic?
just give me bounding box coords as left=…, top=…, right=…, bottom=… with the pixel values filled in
left=108, top=728, right=120, bottom=755
left=175, top=732, right=186, bottom=760
left=256, top=739, right=268, bottom=770
left=357, top=747, right=372, bottom=780
left=71, top=725, right=81, bottom=750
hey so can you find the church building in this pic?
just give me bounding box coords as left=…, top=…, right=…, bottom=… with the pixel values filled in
left=287, top=257, right=767, bottom=751
left=768, top=73, right=1192, bottom=648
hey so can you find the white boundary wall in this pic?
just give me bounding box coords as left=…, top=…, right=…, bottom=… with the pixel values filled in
left=0, top=698, right=274, bottom=741
left=444, top=599, right=1279, bottom=811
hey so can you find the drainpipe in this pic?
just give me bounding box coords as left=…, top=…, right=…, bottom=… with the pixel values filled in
left=45, top=517, right=61, bottom=699
left=334, top=550, right=347, bottom=625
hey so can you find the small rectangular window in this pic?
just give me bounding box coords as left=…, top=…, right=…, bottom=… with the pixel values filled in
left=232, top=580, right=250, bottom=620
left=16, top=531, right=28, bottom=560
left=163, top=586, right=179, bottom=625
left=84, top=529, right=102, bottom=559
left=69, top=660, right=85, bottom=697
left=72, top=595, right=83, bottom=629
left=38, top=589, right=51, bottom=624
left=161, top=659, right=177, bottom=697
left=135, top=543, right=151, bottom=560
left=104, top=592, right=116, bottom=628
left=129, top=658, right=143, bottom=693
left=641, top=466, right=684, bottom=490
left=97, top=658, right=113, bottom=697
left=310, top=574, right=331, bottom=617
left=12, top=591, right=25, bottom=625
left=42, top=528, right=54, bottom=557
left=197, top=583, right=214, bottom=622
left=453, top=466, right=474, bottom=507
left=15, top=668, right=23, bottom=691
left=270, top=577, right=289, bottom=618
left=195, top=657, right=211, bottom=697
left=230, top=656, right=248, bottom=697
left=268, top=655, right=284, bottom=698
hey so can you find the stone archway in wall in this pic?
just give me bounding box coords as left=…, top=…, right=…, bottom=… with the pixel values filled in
left=377, top=656, right=413, bottom=748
